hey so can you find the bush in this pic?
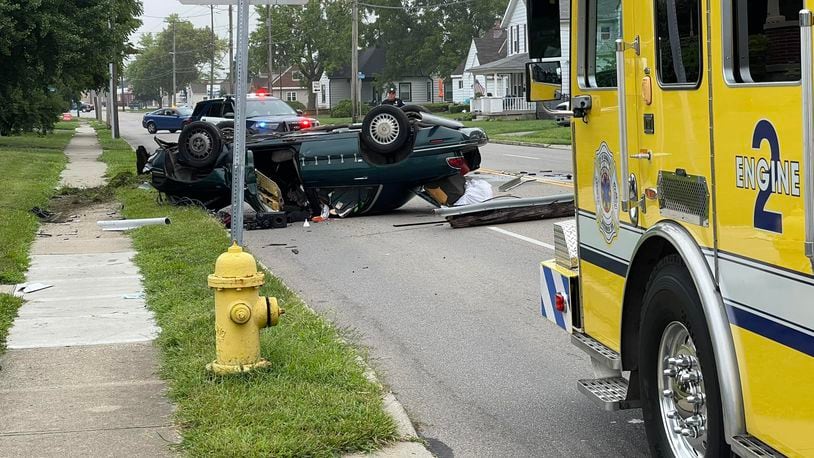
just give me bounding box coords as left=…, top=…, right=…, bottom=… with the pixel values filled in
left=454, top=112, right=474, bottom=121
left=331, top=99, right=369, bottom=118
left=285, top=100, right=306, bottom=112
left=449, top=103, right=467, bottom=114
left=422, top=102, right=449, bottom=113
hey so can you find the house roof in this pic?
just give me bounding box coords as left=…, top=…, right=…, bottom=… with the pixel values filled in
left=328, top=48, right=388, bottom=79
left=473, top=27, right=506, bottom=68
left=250, top=66, right=305, bottom=91
left=468, top=52, right=529, bottom=74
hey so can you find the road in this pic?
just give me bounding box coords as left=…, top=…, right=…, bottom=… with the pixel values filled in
left=116, top=111, right=648, bottom=457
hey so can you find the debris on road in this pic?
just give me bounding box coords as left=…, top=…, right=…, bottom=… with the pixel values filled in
left=434, top=194, right=574, bottom=228
left=18, top=283, right=54, bottom=294
left=97, top=217, right=170, bottom=231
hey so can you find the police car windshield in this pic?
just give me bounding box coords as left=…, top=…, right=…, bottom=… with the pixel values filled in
left=245, top=99, right=297, bottom=118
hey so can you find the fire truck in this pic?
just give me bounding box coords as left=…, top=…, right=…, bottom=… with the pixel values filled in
left=527, top=0, right=814, bottom=456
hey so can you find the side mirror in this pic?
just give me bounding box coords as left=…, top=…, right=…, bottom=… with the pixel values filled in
left=296, top=109, right=304, bottom=116
left=525, top=61, right=563, bottom=102
left=224, top=112, right=235, bottom=119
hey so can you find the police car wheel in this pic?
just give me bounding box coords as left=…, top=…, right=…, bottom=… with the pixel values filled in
left=216, top=121, right=235, bottom=144
left=178, top=121, right=221, bottom=168
left=361, top=105, right=410, bottom=155
left=639, top=255, right=729, bottom=458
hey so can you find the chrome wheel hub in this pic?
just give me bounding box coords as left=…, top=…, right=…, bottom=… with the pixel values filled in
left=658, top=322, right=708, bottom=456
left=370, top=113, right=399, bottom=144
left=187, top=131, right=212, bottom=159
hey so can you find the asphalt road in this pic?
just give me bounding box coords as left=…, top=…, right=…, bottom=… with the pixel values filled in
left=115, top=111, right=649, bottom=457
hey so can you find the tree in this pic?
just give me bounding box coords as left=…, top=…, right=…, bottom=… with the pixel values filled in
left=249, top=0, right=351, bottom=111
left=0, top=0, right=141, bottom=134
left=364, top=0, right=503, bottom=81
left=126, top=15, right=226, bottom=105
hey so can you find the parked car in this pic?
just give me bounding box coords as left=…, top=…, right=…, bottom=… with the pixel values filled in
left=140, top=105, right=487, bottom=217
left=142, top=107, right=193, bottom=134
left=554, top=101, right=571, bottom=127
left=189, top=95, right=319, bottom=142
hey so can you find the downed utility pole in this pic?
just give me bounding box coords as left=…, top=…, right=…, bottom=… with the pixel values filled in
left=434, top=194, right=575, bottom=228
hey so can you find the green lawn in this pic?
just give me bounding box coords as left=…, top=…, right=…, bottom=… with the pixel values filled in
left=92, top=124, right=398, bottom=456
left=0, top=128, right=73, bottom=283
left=0, top=123, right=75, bottom=353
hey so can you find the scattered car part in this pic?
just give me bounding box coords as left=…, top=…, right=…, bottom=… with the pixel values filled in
left=499, top=176, right=534, bottom=192
left=97, top=217, right=171, bottom=231
left=434, top=194, right=575, bottom=228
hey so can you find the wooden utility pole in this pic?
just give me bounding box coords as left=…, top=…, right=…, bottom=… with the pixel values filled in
left=267, top=4, right=273, bottom=93
left=210, top=5, right=215, bottom=99
left=351, top=0, right=358, bottom=122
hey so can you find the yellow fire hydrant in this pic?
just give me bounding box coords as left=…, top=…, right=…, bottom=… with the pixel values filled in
left=206, top=243, right=283, bottom=375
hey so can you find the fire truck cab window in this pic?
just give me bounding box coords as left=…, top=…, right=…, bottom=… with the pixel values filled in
left=655, top=0, right=702, bottom=86
left=586, top=0, right=621, bottom=87
left=731, top=0, right=802, bottom=83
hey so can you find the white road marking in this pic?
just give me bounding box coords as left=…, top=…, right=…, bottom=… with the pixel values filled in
left=503, top=154, right=540, bottom=160
left=487, top=226, right=555, bottom=250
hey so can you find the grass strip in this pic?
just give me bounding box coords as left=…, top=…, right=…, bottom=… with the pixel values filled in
left=0, top=294, right=23, bottom=354
left=0, top=127, right=74, bottom=284
left=93, top=124, right=398, bottom=456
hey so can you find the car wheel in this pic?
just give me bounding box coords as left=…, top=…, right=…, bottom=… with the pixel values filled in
left=361, top=105, right=410, bottom=155
left=170, top=129, right=177, bottom=133
left=146, top=121, right=157, bottom=134
left=215, top=121, right=235, bottom=143
left=178, top=121, right=221, bottom=168
left=639, top=255, right=729, bottom=458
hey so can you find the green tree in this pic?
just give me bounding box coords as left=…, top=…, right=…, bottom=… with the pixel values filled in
left=126, top=15, right=226, bottom=105
left=364, top=0, right=503, bottom=80
left=0, top=0, right=141, bottom=134
left=249, top=0, right=351, bottom=111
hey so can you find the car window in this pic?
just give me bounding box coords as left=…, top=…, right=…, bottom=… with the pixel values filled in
left=205, top=102, right=223, bottom=117
left=178, top=107, right=193, bottom=116
left=245, top=99, right=297, bottom=117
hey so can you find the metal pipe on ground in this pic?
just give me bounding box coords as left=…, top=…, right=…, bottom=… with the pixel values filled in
left=433, top=194, right=575, bottom=228
left=97, top=217, right=171, bottom=231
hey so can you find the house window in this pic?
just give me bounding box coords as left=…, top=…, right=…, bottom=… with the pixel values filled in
left=513, top=25, right=520, bottom=53
left=522, top=24, right=526, bottom=52
left=600, top=26, right=611, bottom=41
left=584, top=0, right=622, bottom=87
left=399, top=82, right=412, bottom=102
left=655, top=0, right=702, bottom=86
left=291, top=70, right=302, bottom=81
left=320, top=85, right=326, bottom=103
left=286, top=91, right=297, bottom=101
left=427, top=81, right=432, bottom=102
left=727, top=0, right=802, bottom=83
left=458, top=80, right=463, bottom=89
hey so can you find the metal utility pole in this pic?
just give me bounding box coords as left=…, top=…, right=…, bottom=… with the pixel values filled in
left=172, top=21, right=177, bottom=106
left=231, top=0, right=251, bottom=245
left=351, top=0, right=359, bottom=123
left=210, top=5, right=215, bottom=99
left=229, top=5, right=234, bottom=94
left=267, top=3, right=273, bottom=93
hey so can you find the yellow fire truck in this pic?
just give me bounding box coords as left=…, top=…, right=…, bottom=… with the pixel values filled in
left=527, top=0, right=814, bottom=456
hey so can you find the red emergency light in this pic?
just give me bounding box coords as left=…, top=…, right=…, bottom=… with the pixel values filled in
left=555, top=293, right=567, bottom=312
left=255, top=87, right=269, bottom=97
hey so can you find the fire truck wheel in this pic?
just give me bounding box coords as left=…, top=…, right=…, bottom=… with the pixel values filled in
left=638, top=255, right=730, bottom=458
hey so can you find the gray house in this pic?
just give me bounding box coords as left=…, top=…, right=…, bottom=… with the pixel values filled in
left=318, top=48, right=437, bottom=109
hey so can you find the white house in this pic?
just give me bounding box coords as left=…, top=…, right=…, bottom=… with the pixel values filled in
left=467, top=0, right=570, bottom=116
left=451, top=26, right=506, bottom=104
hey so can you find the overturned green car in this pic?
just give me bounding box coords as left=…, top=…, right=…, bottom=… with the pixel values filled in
left=139, top=104, right=487, bottom=217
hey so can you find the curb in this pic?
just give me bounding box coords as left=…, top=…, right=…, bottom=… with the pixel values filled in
left=255, top=260, right=432, bottom=457
left=490, top=139, right=572, bottom=149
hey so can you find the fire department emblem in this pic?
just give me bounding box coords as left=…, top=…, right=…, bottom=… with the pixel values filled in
left=593, top=142, right=619, bottom=244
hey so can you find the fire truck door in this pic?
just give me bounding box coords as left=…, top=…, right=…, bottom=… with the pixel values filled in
left=631, top=0, right=714, bottom=251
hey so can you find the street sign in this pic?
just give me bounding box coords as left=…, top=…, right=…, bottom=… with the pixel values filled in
left=312, top=81, right=321, bottom=93
left=358, top=72, right=365, bottom=80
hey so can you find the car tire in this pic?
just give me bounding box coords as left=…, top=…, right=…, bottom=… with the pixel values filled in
left=146, top=121, right=157, bottom=134
left=215, top=121, right=236, bottom=144
left=178, top=121, right=221, bottom=168
left=361, top=105, right=411, bottom=155
left=639, top=254, right=730, bottom=458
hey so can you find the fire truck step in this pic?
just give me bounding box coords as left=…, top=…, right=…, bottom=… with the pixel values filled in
left=576, top=377, right=635, bottom=411
left=571, top=332, right=622, bottom=370
left=731, top=434, right=784, bottom=458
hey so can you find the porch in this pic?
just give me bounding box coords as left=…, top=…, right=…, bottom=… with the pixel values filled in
left=467, top=52, right=536, bottom=116
left=470, top=96, right=536, bottom=116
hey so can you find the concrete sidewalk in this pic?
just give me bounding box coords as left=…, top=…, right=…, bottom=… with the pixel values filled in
left=0, top=125, right=179, bottom=456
